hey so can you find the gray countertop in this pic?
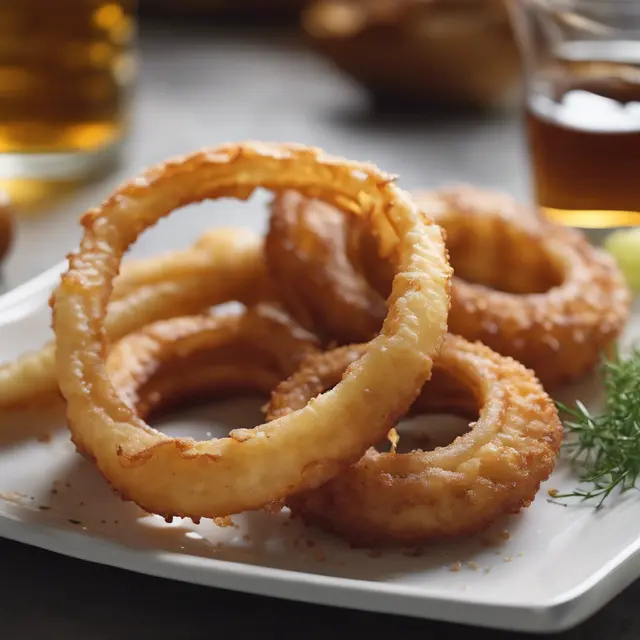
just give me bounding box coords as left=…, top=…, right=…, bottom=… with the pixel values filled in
left=1, top=23, right=636, bottom=639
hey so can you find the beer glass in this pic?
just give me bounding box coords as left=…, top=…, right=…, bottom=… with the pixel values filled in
left=0, top=0, right=136, bottom=180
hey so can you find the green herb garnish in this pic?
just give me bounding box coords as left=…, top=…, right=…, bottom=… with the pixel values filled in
left=554, top=347, right=640, bottom=508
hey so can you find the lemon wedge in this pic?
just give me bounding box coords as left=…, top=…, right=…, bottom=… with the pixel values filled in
left=604, top=228, right=640, bottom=292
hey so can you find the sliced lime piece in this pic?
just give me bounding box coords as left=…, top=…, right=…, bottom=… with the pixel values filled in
left=604, top=228, right=640, bottom=292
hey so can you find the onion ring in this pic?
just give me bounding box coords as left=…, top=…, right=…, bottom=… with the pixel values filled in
left=267, top=186, right=630, bottom=387
left=52, top=142, right=452, bottom=520
left=107, top=305, right=320, bottom=421
left=0, top=228, right=265, bottom=409
left=419, top=187, right=630, bottom=388
left=265, top=190, right=386, bottom=343
left=266, top=335, right=563, bottom=547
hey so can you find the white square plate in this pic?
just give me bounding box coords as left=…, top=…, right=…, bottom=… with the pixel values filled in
left=0, top=259, right=638, bottom=634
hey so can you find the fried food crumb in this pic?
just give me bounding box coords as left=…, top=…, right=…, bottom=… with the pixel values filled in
left=213, top=516, right=234, bottom=528
left=450, top=560, right=462, bottom=572
left=467, top=561, right=479, bottom=571
left=500, top=529, right=510, bottom=540
left=242, top=534, right=251, bottom=542
left=547, top=488, right=559, bottom=498
left=263, top=501, right=284, bottom=514
left=503, top=556, right=513, bottom=563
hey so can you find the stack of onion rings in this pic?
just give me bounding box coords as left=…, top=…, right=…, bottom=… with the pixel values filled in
left=0, top=141, right=582, bottom=549
left=52, top=142, right=452, bottom=520
left=266, top=335, right=563, bottom=547
left=104, top=305, right=563, bottom=547
left=266, top=186, right=630, bottom=388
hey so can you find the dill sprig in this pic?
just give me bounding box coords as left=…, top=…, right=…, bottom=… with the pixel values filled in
left=554, top=347, right=640, bottom=508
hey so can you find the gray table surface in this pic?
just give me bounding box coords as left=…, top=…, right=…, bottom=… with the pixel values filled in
left=0, top=22, right=636, bottom=639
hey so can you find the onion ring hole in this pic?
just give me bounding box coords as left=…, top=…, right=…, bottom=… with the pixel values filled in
left=105, top=307, right=322, bottom=444
left=381, top=366, right=478, bottom=453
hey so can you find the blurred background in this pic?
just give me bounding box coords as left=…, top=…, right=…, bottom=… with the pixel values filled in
left=0, top=0, right=530, bottom=292
left=0, top=0, right=637, bottom=292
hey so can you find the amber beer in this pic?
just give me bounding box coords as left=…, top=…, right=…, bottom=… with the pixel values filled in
left=525, top=62, right=640, bottom=229
left=0, top=0, right=136, bottom=177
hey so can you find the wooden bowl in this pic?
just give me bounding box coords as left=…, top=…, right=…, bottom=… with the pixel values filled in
left=303, top=0, right=521, bottom=109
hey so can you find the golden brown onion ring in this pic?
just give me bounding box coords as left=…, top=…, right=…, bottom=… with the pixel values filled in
left=53, top=142, right=452, bottom=520
left=0, top=228, right=265, bottom=409
left=266, top=190, right=386, bottom=344
left=418, top=187, right=630, bottom=388
left=107, top=305, right=320, bottom=421
left=268, top=186, right=630, bottom=387
left=266, top=335, right=563, bottom=547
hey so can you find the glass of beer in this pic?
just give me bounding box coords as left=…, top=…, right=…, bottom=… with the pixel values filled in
left=508, top=0, right=640, bottom=233
left=0, top=0, right=136, bottom=181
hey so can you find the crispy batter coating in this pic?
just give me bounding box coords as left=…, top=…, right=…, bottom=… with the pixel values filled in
left=267, top=185, right=630, bottom=388
left=267, top=335, right=563, bottom=547
left=107, top=305, right=320, bottom=420
left=266, top=191, right=386, bottom=343
left=418, top=187, right=630, bottom=388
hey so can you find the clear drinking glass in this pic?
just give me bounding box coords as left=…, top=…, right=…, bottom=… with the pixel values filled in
left=508, top=0, right=640, bottom=233
left=0, top=0, right=137, bottom=181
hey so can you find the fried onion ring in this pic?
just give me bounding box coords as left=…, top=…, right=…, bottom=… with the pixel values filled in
left=107, top=305, right=320, bottom=421
left=418, top=187, right=630, bottom=388
left=0, top=228, right=265, bottom=409
left=267, top=186, right=630, bottom=387
left=266, top=336, right=563, bottom=547
left=265, top=190, right=386, bottom=343
left=53, top=142, right=452, bottom=520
